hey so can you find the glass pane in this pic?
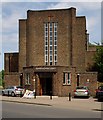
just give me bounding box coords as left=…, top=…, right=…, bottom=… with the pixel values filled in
left=50, top=41, right=52, bottom=45
left=50, top=56, right=52, bottom=61
left=63, top=73, right=65, bottom=84
left=50, top=50, right=52, bottom=55
left=50, top=62, right=52, bottom=65
left=50, top=22, right=52, bottom=27
left=50, top=46, right=52, bottom=50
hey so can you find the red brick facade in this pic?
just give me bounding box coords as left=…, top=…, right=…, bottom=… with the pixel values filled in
left=4, top=8, right=98, bottom=96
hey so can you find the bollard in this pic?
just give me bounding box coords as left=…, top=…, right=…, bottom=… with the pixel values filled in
left=34, top=91, right=36, bottom=99
left=68, top=92, right=71, bottom=101
left=20, top=91, right=22, bottom=97
left=8, top=91, right=9, bottom=97
left=50, top=91, right=52, bottom=100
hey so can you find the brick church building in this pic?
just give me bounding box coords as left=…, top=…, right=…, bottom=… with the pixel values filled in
left=4, top=7, right=98, bottom=96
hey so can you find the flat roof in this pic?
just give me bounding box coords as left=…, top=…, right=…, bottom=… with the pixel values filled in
left=27, top=7, right=76, bottom=13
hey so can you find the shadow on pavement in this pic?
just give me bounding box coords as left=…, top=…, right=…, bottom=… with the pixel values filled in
left=92, top=109, right=103, bottom=111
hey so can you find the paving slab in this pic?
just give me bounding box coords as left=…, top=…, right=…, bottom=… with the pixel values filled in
left=1, top=95, right=102, bottom=112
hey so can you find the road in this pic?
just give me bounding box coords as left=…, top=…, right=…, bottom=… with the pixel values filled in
left=2, top=101, right=101, bottom=118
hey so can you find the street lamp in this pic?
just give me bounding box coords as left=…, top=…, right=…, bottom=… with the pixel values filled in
left=77, top=74, right=80, bottom=86
left=20, top=73, right=23, bottom=87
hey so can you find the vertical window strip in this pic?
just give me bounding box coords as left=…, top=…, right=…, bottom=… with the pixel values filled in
left=49, top=22, right=53, bottom=65
left=44, top=22, right=57, bottom=65
left=44, top=23, right=48, bottom=65
left=54, top=23, right=57, bottom=65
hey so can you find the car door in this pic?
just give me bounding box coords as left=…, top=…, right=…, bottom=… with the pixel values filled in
left=5, top=86, right=13, bottom=95
left=8, top=86, right=14, bottom=95
left=4, top=87, right=10, bottom=95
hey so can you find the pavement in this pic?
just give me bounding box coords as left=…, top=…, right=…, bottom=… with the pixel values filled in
left=1, top=95, right=102, bottom=112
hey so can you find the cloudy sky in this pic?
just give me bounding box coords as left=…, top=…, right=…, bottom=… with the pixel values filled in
left=0, top=0, right=102, bottom=71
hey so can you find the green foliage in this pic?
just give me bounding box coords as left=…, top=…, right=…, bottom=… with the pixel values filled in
left=102, top=40, right=103, bottom=45
left=2, top=70, right=4, bottom=80
left=93, top=46, right=103, bottom=82
left=0, top=70, right=4, bottom=86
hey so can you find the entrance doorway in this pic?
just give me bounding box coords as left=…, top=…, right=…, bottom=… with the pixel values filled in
left=39, top=73, right=52, bottom=95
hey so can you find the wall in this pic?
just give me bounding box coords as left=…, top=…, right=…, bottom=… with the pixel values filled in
left=58, top=67, right=98, bottom=97
left=26, top=8, right=76, bottom=67
left=4, top=53, right=19, bottom=72
left=19, top=20, right=27, bottom=73
left=79, top=72, right=98, bottom=96
left=4, top=8, right=98, bottom=97
left=72, top=17, right=86, bottom=72
left=4, top=72, right=20, bottom=88
left=85, top=51, right=96, bottom=71
left=22, top=67, right=34, bottom=90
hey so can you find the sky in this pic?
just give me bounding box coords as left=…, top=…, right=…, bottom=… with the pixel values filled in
left=0, top=0, right=102, bottom=71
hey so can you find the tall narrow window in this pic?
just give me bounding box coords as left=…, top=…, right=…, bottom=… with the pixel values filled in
left=63, top=72, right=71, bottom=85
left=44, top=23, right=48, bottom=65
left=54, top=23, right=57, bottom=65
left=49, top=22, right=53, bottom=65
left=25, top=73, right=30, bottom=85
left=44, top=22, right=58, bottom=65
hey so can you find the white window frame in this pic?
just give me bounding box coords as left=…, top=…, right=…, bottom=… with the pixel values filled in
left=44, top=22, right=58, bottom=65
left=54, top=22, right=57, bottom=65
left=44, top=23, right=48, bottom=65
left=49, top=22, right=53, bottom=65
left=63, top=72, right=71, bottom=85
left=25, top=73, right=30, bottom=85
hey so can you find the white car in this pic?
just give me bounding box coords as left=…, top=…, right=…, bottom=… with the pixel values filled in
left=74, top=86, right=90, bottom=98
left=2, top=86, right=25, bottom=97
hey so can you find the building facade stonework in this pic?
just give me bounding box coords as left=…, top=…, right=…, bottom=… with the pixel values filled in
left=4, top=7, right=98, bottom=96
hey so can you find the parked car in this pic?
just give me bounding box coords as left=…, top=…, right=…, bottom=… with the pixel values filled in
left=2, top=86, right=25, bottom=97
left=74, top=86, right=90, bottom=98
left=96, top=86, right=103, bottom=101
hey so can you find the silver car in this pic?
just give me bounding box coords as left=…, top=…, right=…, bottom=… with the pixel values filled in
left=74, top=86, right=90, bottom=98
left=2, top=86, right=25, bottom=97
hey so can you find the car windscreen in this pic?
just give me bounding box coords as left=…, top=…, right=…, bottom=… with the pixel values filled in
left=76, top=86, right=87, bottom=89
left=17, top=86, right=23, bottom=89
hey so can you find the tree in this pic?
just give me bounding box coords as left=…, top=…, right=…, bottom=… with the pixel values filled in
left=2, top=70, right=4, bottom=80
left=0, top=70, right=4, bottom=86
left=93, top=46, right=103, bottom=82
left=101, top=40, right=103, bottom=45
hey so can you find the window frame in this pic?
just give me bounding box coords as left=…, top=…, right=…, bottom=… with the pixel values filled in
left=44, top=22, right=58, bottom=65
left=63, top=72, right=71, bottom=85
left=25, top=73, right=30, bottom=85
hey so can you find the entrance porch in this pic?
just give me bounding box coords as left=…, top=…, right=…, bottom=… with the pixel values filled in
left=37, top=73, right=53, bottom=96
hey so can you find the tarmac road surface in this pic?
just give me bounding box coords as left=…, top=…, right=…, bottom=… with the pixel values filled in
left=1, top=95, right=103, bottom=119
left=2, top=101, right=102, bottom=118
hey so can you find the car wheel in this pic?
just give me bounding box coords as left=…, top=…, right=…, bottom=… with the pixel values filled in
left=2, top=91, right=5, bottom=96
left=11, top=92, right=16, bottom=97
